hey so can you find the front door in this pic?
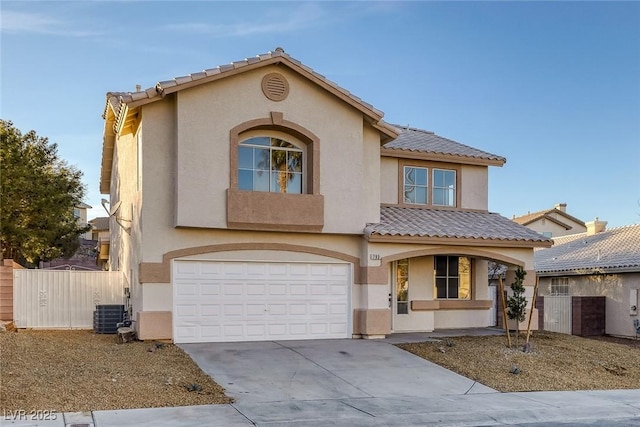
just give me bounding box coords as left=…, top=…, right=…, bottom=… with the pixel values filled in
left=391, top=258, right=436, bottom=332
left=392, top=259, right=414, bottom=331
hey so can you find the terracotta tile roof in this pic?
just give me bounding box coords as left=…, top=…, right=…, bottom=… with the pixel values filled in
left=365, top=206, right=551, bottom=245
left=535, top=224, right=640, bottom=274
left=513, top=207, right=585, bottom=228
left=383, top=126, right=506, bottom=165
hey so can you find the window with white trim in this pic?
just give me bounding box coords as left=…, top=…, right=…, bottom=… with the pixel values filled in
left=238, top=137, right=303, bottom=194
left=432, top=169, right=456, bottom=207
left=403, top=166, right=456, bottom=207
left=551, top=277, right=569, bottom=296
left=403, top=166, right=428, bottom=204
left=435, top=256, right=471, bottom=299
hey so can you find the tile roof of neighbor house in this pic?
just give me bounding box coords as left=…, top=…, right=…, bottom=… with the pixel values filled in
left=512, top=207, right=585, bottom=229
left=88, top=217, right=110, bottom=230
left=76, top=202, right=92, bottom=209
left=535, top=224, right=640, bottom=274
left=383, top=126, right=506, bottom=165
left=365, top=206, right=552, bottom=246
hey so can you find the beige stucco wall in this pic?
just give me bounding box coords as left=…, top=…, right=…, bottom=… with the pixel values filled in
left=170, top=65, right=380, bottom=233
left=380, top=157, right=399, bottom=204
left=460, top=165, right=488, bottom=210
left=109, top=123, right=144, bottom=316
left=539, top=272, right=640, bottom=338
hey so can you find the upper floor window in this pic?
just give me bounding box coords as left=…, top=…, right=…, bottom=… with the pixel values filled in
left=403, top=166, right=456, bottom=207
left=435, top=256, right=471, bottom=299
left=73, top=208, right=81, bottom=219
left=238, top=137, right=303, bottom=194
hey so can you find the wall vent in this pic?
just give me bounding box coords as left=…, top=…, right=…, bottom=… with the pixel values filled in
left=262, top=73, right=289, bottom=101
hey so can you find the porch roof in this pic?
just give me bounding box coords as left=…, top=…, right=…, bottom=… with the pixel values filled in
left=365, top=206, right=552, bottom=247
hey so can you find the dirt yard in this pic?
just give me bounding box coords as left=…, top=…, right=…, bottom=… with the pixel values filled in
left=0, top=330, right=231, bottom=412
left=397, top=331, right=640, bottom=392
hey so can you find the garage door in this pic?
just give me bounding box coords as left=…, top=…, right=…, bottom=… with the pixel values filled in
left=173, top=260, right=351, bottom=343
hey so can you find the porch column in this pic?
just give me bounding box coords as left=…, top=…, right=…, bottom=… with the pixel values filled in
left=353, top=263, right=391, bottom=339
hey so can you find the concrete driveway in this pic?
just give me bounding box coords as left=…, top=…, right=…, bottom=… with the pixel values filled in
left=179, top=338, right=495, bottom=405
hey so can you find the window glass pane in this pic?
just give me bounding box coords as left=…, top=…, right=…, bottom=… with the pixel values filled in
left=254, top=170, right=269, bottom=192
left=404, top=167, right=415, bottom=185
left=433, top=188, right=445, bottom=206
left=415, top=168, right=427, bottom=185
left=436, top=278, right=447, bottom=298
left=271, top=138, right=296, bottom=149
left=288, top=172, right=302, bottom=194
left=397, top=302, right=408, bottom=315
left=254, top=148, right=269, bottom=170
left=288, top=151, right=302, bottom=172
left=396, top=259, right=409, bottom=315
left=270, top=149, right=288, bottom=172
left=415, top=187, right=427, bottom=204
left=458, top=257, right=471, bottom=300
left=238, top=146, right=253, bottom=169
left=242, top=137, right=270, bottom=146
left=448, top=279, right=459, bottom=299
left=435, top=256, right=447, bottom=276
left=448, top=256, right=459, bottom=276
left=238, top=169, right=253, bottom=190
left=433, top=169, right=444, bottom=187
left=270, top=171, right=288, bottom=193
left=404, top=186, right=415, bottom=203
left=444, top=170, right=455, bottom=187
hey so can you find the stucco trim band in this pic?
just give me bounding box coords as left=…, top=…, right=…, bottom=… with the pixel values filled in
left=139, top=242, right=362, bottom=284
left=411, top=300, right=493, bottom=311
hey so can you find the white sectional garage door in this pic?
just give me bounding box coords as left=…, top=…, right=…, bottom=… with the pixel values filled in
left=173, top=260, right=351, bottom=343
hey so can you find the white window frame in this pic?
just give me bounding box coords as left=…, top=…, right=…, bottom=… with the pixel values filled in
left=403, top=166, right=429, bottom=205
left=432, top=168, right=456, bottom=207
left=551, top=277, right=569, bottom=296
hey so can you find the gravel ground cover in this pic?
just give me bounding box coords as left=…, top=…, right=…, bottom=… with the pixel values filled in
left=0, top=330, right=231, bottom=412
left=397, top=331, right=640, bottom=392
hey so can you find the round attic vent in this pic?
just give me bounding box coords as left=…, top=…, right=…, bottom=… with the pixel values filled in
left=261, top=73, right=289, bottom=101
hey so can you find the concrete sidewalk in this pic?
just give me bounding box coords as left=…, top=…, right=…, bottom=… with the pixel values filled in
left=3, top=389, right=639, bottom=426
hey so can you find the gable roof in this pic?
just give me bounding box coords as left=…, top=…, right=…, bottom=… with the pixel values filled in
left=365, top=206, right=552, bottom=247
left=88, top=217, right=110, bottom=231
left=100, top=48, right=398, bottom=193
left=513, top=207, right=585, bottom=230
left=381, top=126, right=506, bottom=166
left=535, top=224, right=640, bottom=275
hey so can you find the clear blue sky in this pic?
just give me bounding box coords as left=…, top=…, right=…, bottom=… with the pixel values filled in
left=2, top=1, right=639, bottom=228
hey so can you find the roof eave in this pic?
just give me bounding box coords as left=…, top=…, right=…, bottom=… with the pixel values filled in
left=365, top=234, right=552, bottom=248
left=537, top=266, right=640, bottom=276
left=380, top=147, right=506, bottom=167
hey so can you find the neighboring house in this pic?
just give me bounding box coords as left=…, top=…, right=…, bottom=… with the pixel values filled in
left=100, top=48, right=551, bottom=343
left=535, top=220, right=640, bottom=338
left=88, top=217, right=110, bottom=270
left=74, top=202, right=92, bottom=239
left=513, top=203, right=586, bottom=238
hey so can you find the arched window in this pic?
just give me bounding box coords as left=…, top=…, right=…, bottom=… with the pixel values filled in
left=238, top=136, right=303, bottom=194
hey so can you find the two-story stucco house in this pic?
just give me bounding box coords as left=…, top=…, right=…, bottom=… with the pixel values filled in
left=100, top=48, right=551, bottom=343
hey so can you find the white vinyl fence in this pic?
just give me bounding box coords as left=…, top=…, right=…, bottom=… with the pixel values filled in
left=13, top=269, right=124, bottom=329
left=543, top=296, right=572, bottom=334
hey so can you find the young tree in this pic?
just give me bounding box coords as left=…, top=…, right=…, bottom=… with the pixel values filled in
left=507, top=267, right=528, bottom=345
left=1, top=120, right=89, bottom=267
